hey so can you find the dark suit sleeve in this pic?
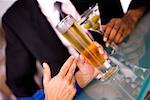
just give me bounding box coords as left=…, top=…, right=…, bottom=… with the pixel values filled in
left=128, top=0, right=150, bottom=10
left=2, top=18, right=39, bottom=97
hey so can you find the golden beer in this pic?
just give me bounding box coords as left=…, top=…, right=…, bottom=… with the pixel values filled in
left=56, top=15, right=118, bottom=80
left=63, top=22, right=105, bottom=67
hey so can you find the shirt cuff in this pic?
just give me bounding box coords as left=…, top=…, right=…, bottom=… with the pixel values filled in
left=17, top=89, right=45, bottom=100
left=75, top=82, right=83, bottom=96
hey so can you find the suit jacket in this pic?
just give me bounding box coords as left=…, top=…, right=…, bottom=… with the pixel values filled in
left=3, top=0, right=71, bottom=97
left=2, top=0, right=139, bottom=97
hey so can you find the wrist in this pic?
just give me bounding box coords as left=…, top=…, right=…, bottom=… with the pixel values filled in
left=124, top=7, right=146, bottom=23
left=75, top=71, right=92, bottom=88
left=75, top=71, right=85, bottom=88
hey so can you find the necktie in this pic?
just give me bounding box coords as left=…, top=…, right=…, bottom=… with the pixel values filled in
left=54, top=2, right=67, bottom=20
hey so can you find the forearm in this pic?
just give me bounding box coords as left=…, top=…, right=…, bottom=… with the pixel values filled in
left=124, top=7, right=146, bottom=24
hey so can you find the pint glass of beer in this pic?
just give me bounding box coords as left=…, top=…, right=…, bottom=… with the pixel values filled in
left=56, top=15, right=118, bottom=80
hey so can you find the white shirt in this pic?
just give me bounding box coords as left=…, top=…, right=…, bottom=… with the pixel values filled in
left=36, top=0, right=80, bottom=56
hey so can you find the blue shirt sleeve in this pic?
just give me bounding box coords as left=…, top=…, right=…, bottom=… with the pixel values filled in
left=75, top=82, right=83, bottom=96
left=17, top=90, right=45, bottom=100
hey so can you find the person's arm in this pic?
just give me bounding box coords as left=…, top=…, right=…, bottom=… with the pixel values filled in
left=2, top=18, right=39, bottom=97
left=128, top=0, right=149, bottom=10
left=126, top=0, right=148, bottom=25
left=103, top=0, right=148, bottom=45
left=43, top=57, right=77, bottom=100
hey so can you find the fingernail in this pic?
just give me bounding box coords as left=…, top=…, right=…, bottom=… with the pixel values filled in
left=98, top=48, right=104, bottom=54
left=106, top=43, right=109, bottom=47
left=79, top=55, right=84, bottom=61
left=42, top=62, right=47, bottom=68
left=103, top=37, right=107, bottom=42
left=94, top=41, right=100, bottom=47
left=70, top=56, right=75, bottom=59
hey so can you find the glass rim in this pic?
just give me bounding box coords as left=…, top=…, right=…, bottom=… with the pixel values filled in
left=56, top=15, right=76, bottom=34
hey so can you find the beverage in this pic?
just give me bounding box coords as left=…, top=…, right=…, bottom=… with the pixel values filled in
left=56, top=15, right=118, bottom=80
left=63, top=22, right=105, bottom=67
left=79, top=3, right=118, bottom=55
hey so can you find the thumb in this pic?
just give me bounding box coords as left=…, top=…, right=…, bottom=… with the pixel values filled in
left=77, top=55, right=85, bottom=71
left=43, top=62, right=51, bottom=87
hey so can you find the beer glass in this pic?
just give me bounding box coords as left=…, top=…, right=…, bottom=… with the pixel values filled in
left=56, top=15, right=118, bottom=81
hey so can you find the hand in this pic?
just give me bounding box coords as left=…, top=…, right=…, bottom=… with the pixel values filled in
left=102, top=17, right=135, bottom=45
left=75, top=42, right=107, bottom=88
left=43, top=56, right=77, bottom=100
left=103, top=7, right=146, bottom=45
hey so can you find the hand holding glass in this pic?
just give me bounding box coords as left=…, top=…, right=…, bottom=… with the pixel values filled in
left=56, top=15, right=118, bottom=81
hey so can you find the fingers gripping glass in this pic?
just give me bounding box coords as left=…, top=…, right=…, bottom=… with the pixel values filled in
left=56, top=15, right=118, bottom=81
